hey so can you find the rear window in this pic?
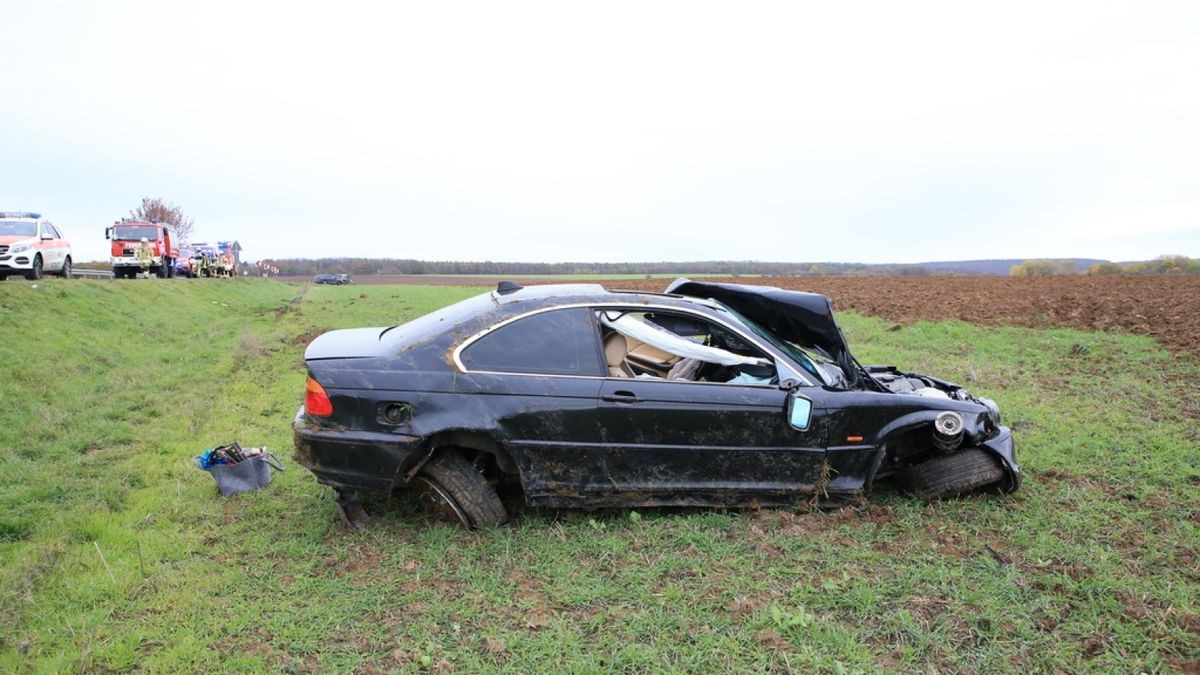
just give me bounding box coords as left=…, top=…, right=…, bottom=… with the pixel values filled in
left=461, top=308, right=604, bottom=376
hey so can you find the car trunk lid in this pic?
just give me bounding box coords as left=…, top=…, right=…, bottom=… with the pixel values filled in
left=305, top=327, right=390, bottom=360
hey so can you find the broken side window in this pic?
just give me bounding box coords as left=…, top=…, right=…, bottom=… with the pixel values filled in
left=597, top=310, right=777, bottom=385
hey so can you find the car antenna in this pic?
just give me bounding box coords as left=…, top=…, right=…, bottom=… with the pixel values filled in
left=496, top=280, right=522, bottom=295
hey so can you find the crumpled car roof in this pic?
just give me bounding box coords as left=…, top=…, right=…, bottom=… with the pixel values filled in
left=665, top=278, right=858, bottom=384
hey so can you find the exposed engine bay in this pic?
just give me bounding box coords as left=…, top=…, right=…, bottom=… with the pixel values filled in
left=869, top=366, right=965, bottom=399
left=867, top=365, right=1002, bottom=433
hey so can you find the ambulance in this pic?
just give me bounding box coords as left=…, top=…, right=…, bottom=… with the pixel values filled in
left=0, top=212, right=73, bottom=281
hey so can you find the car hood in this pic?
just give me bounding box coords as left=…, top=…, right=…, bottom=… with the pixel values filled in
left=0, top=235, right=34, bottom=246
left=665, top=278, right=857, bottom=383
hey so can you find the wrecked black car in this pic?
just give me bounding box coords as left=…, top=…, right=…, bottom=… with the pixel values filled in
left=294, top=279, right=1019, bottom=528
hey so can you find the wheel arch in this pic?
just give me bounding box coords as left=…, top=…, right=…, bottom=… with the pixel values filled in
left=865, top=410, right=979, bottom=492
left=866, top=412, right=1019, bottom=494
left=397, top=429, right=519, bottom=489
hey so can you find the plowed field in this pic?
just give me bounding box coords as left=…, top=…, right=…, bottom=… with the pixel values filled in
left=613, top=275, right=1200, bottom=355
left=287, top=273, right=1199, bottom=354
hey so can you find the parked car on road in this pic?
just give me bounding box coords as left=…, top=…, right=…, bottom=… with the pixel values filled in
left=0, top=212, right=72, bottom=280
left=294, top=280, right=1020, bottom=528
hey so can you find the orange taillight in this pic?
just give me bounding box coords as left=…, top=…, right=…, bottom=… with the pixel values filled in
left=305, top=376, right=334, bottom=417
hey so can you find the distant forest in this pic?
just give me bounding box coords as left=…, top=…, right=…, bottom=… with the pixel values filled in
left=264, top=259, right=940, bottom=276
left=258, top=256, right=1197, bottom=277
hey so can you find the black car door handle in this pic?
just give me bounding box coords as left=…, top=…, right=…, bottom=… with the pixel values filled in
left=602, top=390, right=639, bottom=403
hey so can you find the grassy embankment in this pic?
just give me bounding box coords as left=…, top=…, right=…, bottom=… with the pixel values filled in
left=0, top=278, right=1196, bottom=671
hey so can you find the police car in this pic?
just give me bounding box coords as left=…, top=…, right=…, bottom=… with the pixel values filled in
left=0, top=212, right=73, bottom=280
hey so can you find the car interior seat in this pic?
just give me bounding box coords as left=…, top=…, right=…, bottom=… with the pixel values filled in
left=603, top=332, right=635, bottom=377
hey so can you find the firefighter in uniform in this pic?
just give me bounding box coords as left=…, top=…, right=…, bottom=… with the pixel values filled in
left=135, top=237, right=154, bottom=278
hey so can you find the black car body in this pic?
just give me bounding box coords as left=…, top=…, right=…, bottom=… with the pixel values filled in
left=294, top=280, right=1019, bottom=527
left=314, top=273, right=352, bottom=285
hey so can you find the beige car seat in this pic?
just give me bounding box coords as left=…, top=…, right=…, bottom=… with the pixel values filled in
left=624, top=335, right=682, bottom=376
left=603, top=332, right=635, bottom=377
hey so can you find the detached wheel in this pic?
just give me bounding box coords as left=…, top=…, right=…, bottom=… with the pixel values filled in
left=415, top=450, right=506, bottom=529
left=906, top=448, right=1004, bottom=500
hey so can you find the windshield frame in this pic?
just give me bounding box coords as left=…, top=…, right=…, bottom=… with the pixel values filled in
left=0, top=220, right=38, bottom=237
left=113, top=225, right=161, bottom=241
left=714, top=303, right=838, bottom=386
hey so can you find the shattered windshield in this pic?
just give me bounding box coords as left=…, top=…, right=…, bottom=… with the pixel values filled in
left=716, top=304, right=839, bottom=385
left=0, top=220, right=37, bottom=237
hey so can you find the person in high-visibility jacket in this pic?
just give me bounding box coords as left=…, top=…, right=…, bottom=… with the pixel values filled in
left=193, top=253, right=206, bottom=278
left=135, top=237, right=154, bottom=278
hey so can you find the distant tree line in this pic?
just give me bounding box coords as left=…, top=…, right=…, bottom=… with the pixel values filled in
left=1009, top=259, right=1081, bottom=276
left=1087, top=256, right=1200, bottom=275
left=1010, top=255, right=1199, bottom=276
left=264, top=256, right=1200, bottom=277
left=259, top=258, right=940, bottom=277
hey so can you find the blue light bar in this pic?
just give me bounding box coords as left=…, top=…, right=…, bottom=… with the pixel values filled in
left=0, top=211, right=41, bottom=219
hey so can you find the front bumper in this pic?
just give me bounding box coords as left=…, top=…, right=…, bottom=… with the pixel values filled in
left=292, top=406, right=422, bottom=494
left=112, top=255, right=161, bottom=268
left=0, top=253, right=34, bottom=270
left=978, top=425, right=1021, bottom=492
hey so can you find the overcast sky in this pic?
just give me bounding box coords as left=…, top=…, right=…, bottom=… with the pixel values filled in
left=3, top=0, right=1198, bottom=264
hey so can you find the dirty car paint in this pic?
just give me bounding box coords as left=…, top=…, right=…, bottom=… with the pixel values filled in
left=292, top=282, right=1019, bottom=509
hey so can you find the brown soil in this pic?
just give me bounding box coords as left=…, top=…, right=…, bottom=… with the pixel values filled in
left=284, top=273, right=1200, bottom=354
left=609, top=275, right=1200, bottom=356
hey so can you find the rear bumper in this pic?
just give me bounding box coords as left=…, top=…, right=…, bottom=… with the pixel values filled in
left=292, top=406, right=422, bottom=494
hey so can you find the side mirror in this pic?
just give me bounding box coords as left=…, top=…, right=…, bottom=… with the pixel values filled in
left=787, top=394, right=812, bottom=430
left=41, top=234, right=53, bottom=241
left=105, top=227, right=111, bottom=240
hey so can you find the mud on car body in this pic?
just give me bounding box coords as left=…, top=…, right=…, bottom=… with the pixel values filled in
left=294, top=279, right=1019, bottom=528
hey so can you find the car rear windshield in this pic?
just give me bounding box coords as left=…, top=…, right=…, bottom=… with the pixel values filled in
left=113, top=225, right=160, bottom=240
left=0, top=221, right=37, bottom=236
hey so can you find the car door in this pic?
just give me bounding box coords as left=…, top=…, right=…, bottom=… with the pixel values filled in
left=591, top=308, right=830, bottom=504
left=50, top=224, right=68, bottom=268
left=39, top=223, right=61, bottom=268
left=453, top=307, right=609, bottom=505
left=595, top=370, right=829, bottom=504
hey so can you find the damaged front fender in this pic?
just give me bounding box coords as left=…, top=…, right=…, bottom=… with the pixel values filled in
left=977, top=425, right=1020, bottom=492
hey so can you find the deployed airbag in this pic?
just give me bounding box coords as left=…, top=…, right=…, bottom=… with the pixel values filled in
left=600, top=313, right=770, bottom=368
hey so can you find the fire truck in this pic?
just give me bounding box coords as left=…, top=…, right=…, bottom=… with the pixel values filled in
left=105, top=220, right=180, bottom=279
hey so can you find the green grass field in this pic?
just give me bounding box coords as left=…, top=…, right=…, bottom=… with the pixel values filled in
left=0, top=279, right=1196, bottom=672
